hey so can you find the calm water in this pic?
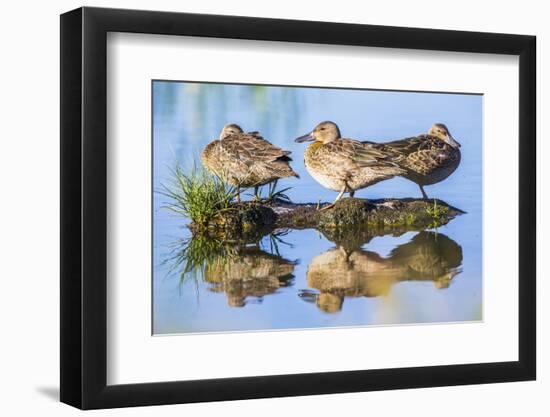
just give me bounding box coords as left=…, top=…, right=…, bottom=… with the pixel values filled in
left=152, top=81, right=482, bottom=335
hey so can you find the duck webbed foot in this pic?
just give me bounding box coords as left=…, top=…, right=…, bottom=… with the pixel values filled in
left=319, top=203, right=335, bottom=211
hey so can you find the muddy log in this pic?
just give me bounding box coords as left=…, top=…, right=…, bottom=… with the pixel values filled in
left=189, top=197, right=464, bottom=241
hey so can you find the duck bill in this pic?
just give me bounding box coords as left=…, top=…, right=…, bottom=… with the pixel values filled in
left=295, top=132, right=315, bottom=143
left=445, top=133, right=461, bottom=148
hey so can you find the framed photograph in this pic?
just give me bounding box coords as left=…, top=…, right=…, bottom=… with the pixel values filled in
left=60, top=6, right=536, bottom=409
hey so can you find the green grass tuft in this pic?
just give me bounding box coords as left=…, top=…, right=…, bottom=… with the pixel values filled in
left=159, top=163, right=236, bottom=226
left=426, top=199, right=449, bottom=229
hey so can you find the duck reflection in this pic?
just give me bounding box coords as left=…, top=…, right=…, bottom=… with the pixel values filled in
left=204, top=246, right=296, bottom=307
left=166, top=232, right=297, bottom=307
left=390, top=231, right=463, bottom=289
left=302, top=231, right=462, bottom=313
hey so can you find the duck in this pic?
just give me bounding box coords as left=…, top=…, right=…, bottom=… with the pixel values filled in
left=372, top=123, right=461, bottom=199
left=201, top=124, right=299, bottom=202
left=295, top=121, right=404, bottom=207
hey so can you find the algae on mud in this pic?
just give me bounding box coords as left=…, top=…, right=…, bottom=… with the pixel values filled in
left=187, top=197, right=464, bottom=241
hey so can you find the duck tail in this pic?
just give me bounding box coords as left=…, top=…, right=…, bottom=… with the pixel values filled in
left=281, top=166, right=300, bottom=179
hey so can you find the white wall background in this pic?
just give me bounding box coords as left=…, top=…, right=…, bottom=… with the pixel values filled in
left=0, top=0, right=545, bottom=415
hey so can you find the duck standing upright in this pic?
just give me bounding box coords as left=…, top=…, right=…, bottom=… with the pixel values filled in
left=295, top=121, right=405, bottom=207
left=201, top=124, right=299, bottom=202
left=375, top=123, right=461, bottom=199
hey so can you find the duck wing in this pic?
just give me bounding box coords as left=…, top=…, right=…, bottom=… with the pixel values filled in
left=222, top=133, right=292, bottom=166
left=370, top=135, right=426, bottom=157
left=310, top=140, right=404, bottom=182
left=339, top=138, right=403, bottom=169
left=377, top=135, right=457, bottom=175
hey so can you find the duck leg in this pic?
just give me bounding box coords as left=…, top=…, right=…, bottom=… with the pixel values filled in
left=236, top=186, right=241, bottom=203
left=349, top=190, right=355, bottom=198
left=334, top=187, right=346, bottom=203
left=320, top=186, right=346, bottom=210
left=419, top=185, right=428, bottom=199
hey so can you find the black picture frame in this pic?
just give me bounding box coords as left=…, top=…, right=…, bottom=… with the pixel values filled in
left=60, top=6, right=536, bottom=410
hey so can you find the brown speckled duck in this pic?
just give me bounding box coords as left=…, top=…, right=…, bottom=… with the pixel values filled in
left=201, top=124, right=299, bottom=202
left=372, top=123, right=461, bottom=199
left=295, top=121, right=405, bottom=207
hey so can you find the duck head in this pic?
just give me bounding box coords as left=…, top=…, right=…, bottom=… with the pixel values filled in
left=428, top=123, right=461, bottom=148
left=295, top=121, right=341, bottom=144
left=219, top=123, right=243, bottom=140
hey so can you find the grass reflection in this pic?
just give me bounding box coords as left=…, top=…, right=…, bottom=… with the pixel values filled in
left=163, top=231, right=297, bottom=307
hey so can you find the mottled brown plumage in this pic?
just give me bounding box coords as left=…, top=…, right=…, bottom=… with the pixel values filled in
left=370, top=124, right=461, bottom=199
left=295, top=121, right=404, bottom=206
left=201, top=124, right=299, bottom=201
left=304, top=231, right=462, bottom=312
left=204, top=246, right=295, bottom=307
